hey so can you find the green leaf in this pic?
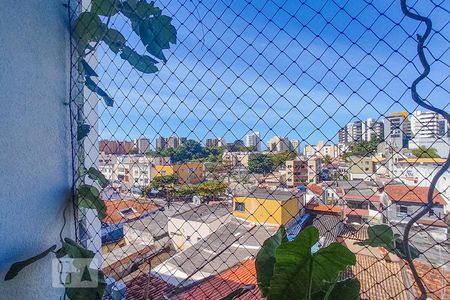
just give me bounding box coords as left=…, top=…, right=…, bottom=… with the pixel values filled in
left=57, top=238, right=95, bottom=269
left=81, top=60, right=98, bottom=77
left=77, top=184, right=106, bottom=219
left=267, top=226, right=356, bottom=300
left=4, top=245, right=56, bottom=280
left=120, top=46, right=158, bottom=73
left=146, top=42, right=166, bottom=62
left=102, top=28, right=126, bottom=54
left=74, top=12, right=106, bottom=52
left=66, top=268, right=106, bottom=300
left=135, top=0, right=159, bottom=19
left=91, top=0, right=119, bottom=16
left=394, top=238, right=421, bottom=260
left=77, top=124, right=91, bottom=141
left=85, top=76, right=114, bottom=107
left=256, top=226, right=287, bottom=297
left=356, top=224, right=395, bottom=251
left=319, top=278, right=361, bottom=300
left=87, top=167, right=109, bottom=188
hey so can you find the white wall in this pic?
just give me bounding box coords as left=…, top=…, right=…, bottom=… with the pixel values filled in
left=0, top=1, right=73, bottom=299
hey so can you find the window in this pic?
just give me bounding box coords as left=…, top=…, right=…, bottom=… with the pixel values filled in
left=397, top=205, right=408, bottom=216
left=235, top=202, right=245, bottom=212
left=120, top=207, right=137, bottom=218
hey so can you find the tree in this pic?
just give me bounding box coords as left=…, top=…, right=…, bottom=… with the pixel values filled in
left=269, top=150, right=297, bottom=169
left=322, top=154, right=333, bottom=165
left=148, top=174, right=179, bottom=197
left=248, top=153, right=274, bottom=174
left=412, top=147, right=440, bottom=159
left=344, top=137, right=382, bottom=157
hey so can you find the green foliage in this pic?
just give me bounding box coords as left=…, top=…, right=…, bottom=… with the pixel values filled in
left=4, top=245, right=57, bottom=281
left=175, top=180, right=228, bottom=198
left=148, top=140, right=223, bottom=163
left=77, top=124, right=91, bottom=141
left=84, top=76, right=114, bottom=107
left=344, top=137, right=382, bottom=157
left=256, top=226, right=359, bottom=300
left=256, top=227, right=288, bottom=297
left=269, top=150, right=297, bottom=168
left=77, top=184, right=106, bottom=219
left=91, top=0, right=119, bottom=16
left=150, top=174, right=179, bottom=189
left=248, top=153, right=274, bottom=174
left=87, top=167, right=109, bottom=188
left=357, top=224, right=420, bottom=260
left=411, top=147, right=440, bottom=158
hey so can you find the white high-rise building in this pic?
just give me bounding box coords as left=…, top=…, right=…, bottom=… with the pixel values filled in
left=267, top=136, right=292, bottom=152
left=409, top=110, right=450, bottom=157
left=244, top=131, right=261, bottom=151
left=291, top=140, right=300, bottom=154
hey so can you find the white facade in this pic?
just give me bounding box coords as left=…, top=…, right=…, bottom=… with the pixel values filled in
left=134, top=138, right=151, bottom=154
left=267, top=136, right=292, bottom=152
left=244, top=131, right=261, bottom=151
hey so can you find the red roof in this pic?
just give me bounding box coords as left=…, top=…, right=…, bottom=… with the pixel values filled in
left=174, top=260, right=262, bottom=300
left=305, top=203, right=342, bottom=214
left=126, top=273, right=175, bottom=300
left=307, top=183, right=324, bottom=196
left=102, top=199, right=160, bottom=224
left=343, top=194, right=380, bottom=203
left=384, top=185, right=446, bottom=205
left=406, top=261, right=450, bottom=300
left=345, top=208, right=369, bottom=217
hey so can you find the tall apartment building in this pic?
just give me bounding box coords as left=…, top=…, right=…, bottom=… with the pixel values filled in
left=134, top=137, right=150, bottom=154
left=244, top=131, right=261, bottom=151
left=205, top=137, right=226, bottom=147
left=267, top=136, right=292, bottom=152
left=291, top=140, right=300, bottom=154
left=155, top=136, right=166, bottom=150
left=285, top=159, right=308, bottom=187
left=409, top=110, right=450, bottom=156
left=384, top=112, right=411, bottom=149
left=339, top=118, right=384, bottom=145
left=99, top=140, right=134, bottom=155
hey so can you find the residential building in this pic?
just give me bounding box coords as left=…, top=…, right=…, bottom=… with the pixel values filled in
left=291, top=139, right=300, bottom=154
left=384, top=111, right=411, bottom=149
left=339, top=118, right=384, bottom=145
left=347, top=156, right=376, bottom=181
left=409, top=110, right=450, bottom=156
left=382, top=184, right=446, bottom=224
left=364, top=118, right=384, bottom=141
left=338, top=126, right=348, bottom=144
left=391, top=157, right=450, bottom=208
left=267, top=136, right=292, bottom=152
left=154, top=162, right=205, bottom=184
left=155, top=136, right=166, bottom=150
left=284, top=159, right=308, bottom=187
left=232, top=189, right=305, bottom=225
left=166, top=136, right=186, bottom=149
left=100, top=139, right=134, bottom=155
left=222, top=151, right=254, bottom=168
left=303, top=140, right=344, bottom=159
left=244, top=131, right=261, bottom=151
left=307, top=157, right=322, bottom=183
left=168, top=203, right=231, bottom=251
left=205, top=137, right=226, bottom=147
left=134, top=137, right=150, bottom=154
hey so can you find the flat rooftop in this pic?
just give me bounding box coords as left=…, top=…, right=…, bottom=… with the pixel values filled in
left=236, top=188, right=301, bottom=201
left=171, top=203, right=231, bottom=222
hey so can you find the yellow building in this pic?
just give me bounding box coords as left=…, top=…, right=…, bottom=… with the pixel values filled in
left=233, top=189, right=303, bottom=225
left=154, top=162, right=205, bottom=184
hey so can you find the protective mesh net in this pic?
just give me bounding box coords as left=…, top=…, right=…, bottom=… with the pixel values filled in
left=69, top=0, right=449, bottom=299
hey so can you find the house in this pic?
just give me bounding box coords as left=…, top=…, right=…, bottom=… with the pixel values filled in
left=154, top=162, right=205, bottom=184
left=232, top=189, right=305, bottom=225
left=222, top=151, right=254, bottom=168
left=168, top=203, right=232, bottom=251
left=347, top=156, right=376, bottom=180
left=382, top=184, right=446, bottom=224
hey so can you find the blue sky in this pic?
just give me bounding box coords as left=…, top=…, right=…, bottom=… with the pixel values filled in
left=95, top=0, right=449, bottom=150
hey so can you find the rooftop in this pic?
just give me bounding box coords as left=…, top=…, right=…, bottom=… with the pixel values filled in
left=102, top=199, right=160, bottom=224
left=236, top=188, right=302, bottom=201
left=384, top=184, right=446, bottom=205
left=171, top=203, right=231, bottom=222
left=398, top=157, right=447, bottom=165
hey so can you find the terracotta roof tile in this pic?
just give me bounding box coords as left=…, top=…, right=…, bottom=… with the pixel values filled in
left=406, top=261, right=450, bottom=300
left=126, top=273, right=175, bottom=300
left=305, top=203, right=343, bottom=214
left=174, top=260, right=263, bottom=300
left=345, top=254, right=413, bottom=300
left=102, top=199, right=160, bottom=224
left=307, top=183, right=324, bottom=196
left=384, top=185, right=446, bottom=206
